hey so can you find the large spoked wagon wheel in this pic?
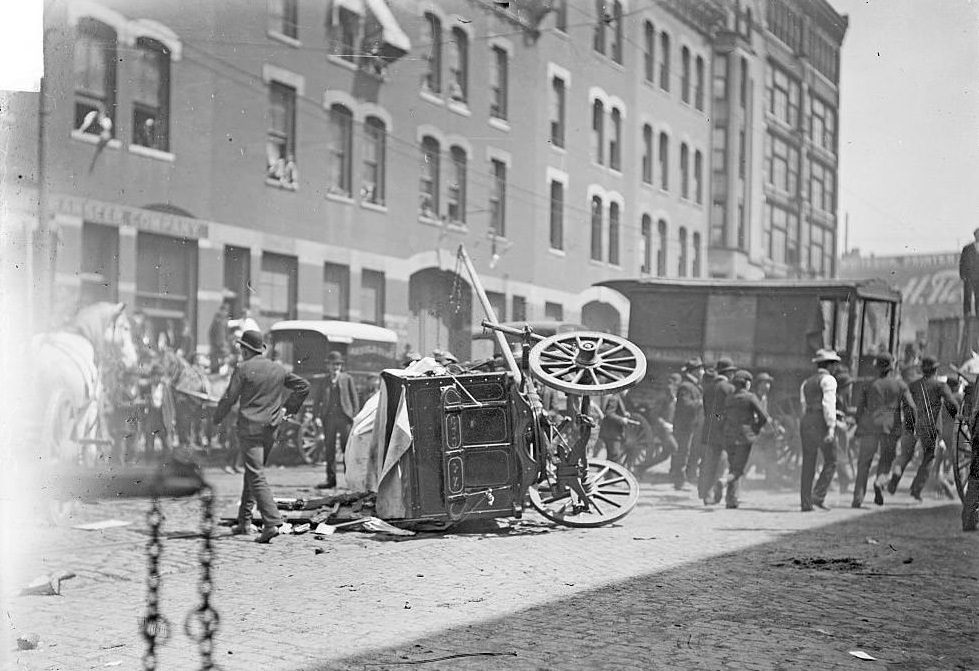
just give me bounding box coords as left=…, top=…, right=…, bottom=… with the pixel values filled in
left=529, top=332, right=646, bottom=396
left=620, top=415, right=669, bottom=475
left=528, top=458, right=639, bottom=527
left=953, top=419, right=974, bottom=501
left=296, top=414, right=326, bottom=464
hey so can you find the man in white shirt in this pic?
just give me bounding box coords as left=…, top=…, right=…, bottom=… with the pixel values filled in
left=799, top=349, right=842, bottom=511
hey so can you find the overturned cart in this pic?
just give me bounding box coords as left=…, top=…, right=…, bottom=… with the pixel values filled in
left=346, top=246, right=647, bottom=527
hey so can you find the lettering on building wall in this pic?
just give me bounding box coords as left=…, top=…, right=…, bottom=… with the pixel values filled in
left=51, top=194, right=208, bottom=239
left=901, top=269, right=960, bottom=306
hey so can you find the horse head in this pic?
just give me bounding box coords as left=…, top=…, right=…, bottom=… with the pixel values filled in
left=71, top=302, right=139, bottom=371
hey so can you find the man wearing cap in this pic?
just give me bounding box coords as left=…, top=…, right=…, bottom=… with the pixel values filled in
left=214, top=330, right=310, bottom=543
left=699, top=357, right=737, bottom=505
left=799, top=349, right=843, bottom=511
left=888, top=355, right=958, bottom=500
left=671, top=357, right=705, bottom=490
left=851, top=352, right=916, bottom=508
left=312, top=350, right=360, bottom=490
left=721, top=370, right=769, bottom=508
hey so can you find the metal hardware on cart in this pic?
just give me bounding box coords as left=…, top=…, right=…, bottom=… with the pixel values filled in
left=141, top=496, right=170, bottom=671
left=184, top=484, right=220, bottom=670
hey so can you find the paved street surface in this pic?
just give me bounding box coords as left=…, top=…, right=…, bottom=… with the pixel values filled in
left=2, top=464, right=976, bottom=671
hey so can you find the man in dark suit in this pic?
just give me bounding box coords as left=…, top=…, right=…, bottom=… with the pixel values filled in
left=721, top=370, right=769, bottom=508
left=671, top=357, right=705, bottom=490
left=960, top=227, right=979, bottom=315
left=851, top=352, right=916, bottom=508
left=698, top=357, right=737, bottom=505
left=313, top=350, right=360, bottom=490
left=214, top=329, right=310, bottom=543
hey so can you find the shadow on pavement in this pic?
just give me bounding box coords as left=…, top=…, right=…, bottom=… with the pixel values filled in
left=312, top=504, right=977, bottom=671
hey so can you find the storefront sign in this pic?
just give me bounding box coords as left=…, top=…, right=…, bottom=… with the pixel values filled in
left=51, top=194, right=208, bottom=239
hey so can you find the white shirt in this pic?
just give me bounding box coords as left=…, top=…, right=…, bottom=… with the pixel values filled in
left=799, top=369, right=838, bottom=428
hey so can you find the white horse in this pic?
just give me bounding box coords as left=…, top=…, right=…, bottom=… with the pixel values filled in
left=30, top=302, right=139, bottom=464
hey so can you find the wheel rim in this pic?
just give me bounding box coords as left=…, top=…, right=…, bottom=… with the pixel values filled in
left=528, top=458, right=639, bottom=527
left=954, top=420, right=973, bottom=501
left=529, top=332, right=646, bottom=396
left=620, top=415, right=666, bottom=473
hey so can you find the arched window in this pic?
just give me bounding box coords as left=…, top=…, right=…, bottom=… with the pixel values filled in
left=592, top=0, right=606, bottom=53
left=694, top=150, right=704, bottom=204
left=641, top=214, right=652, bottom=274
left=590, top=195, right=603, bottom=261
left=419, top=136, right=440, bottom=218
left=362, top=116, right=386, bottom=204
left=680, top=143, right=690, bottom=199
left=132, top=37, right=170, bottom=151
left=609, top=107, right=622, bottom=170
left=74, top=18, right=117, bottom=136
left=643, top=22, right=655, bottom=82
left=681, top=46, right=691, bottom=103
left=695, top=55, right=705, bottom=110
left=642, top=124, right=653, bottom=184
left=423, top=13, right=442, bottom=93
left=658, top=132, right=669, bottom=190
left=592, top=99, right=605, bottom=165
left=692, top=232, right=702, bottom=277
left=656, top=219, right=668, bottom=277
left=608, top=202, right=620, bottom=265
left=659, top=32, right=671, bottom=91
left=328, top=104, right=353, bottom=196
left=449, top=27, right=468, bottom=102
left=447, top=145, right=467, bottom=223
left=678, top=226, right=688, bottom=277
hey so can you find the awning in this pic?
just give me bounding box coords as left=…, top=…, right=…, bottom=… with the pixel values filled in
left=364, top=0, right=411, bottom=56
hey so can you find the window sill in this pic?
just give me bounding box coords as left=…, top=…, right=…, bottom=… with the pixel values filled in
left=418, top=214, right=442, bottom=227
left=328, top=55, right=359, bottom=72
left=268, top=30, right=301, bottom=48
left=548, top=140, right=566, bottom=152
left=419, top=89, right=445, bottom=106
left=641, top=180, right=654, bottom=190
left=609, top=167, right=623, bottom=177
left=588, top=258, right=606, bottom=268
left=447, top=100, right=471, bottom=117
left=548, top=248, right=566, bottom=257
left=129, top=144, right=175, bottom=162
left=325, top=191, right=355, bottom=204
left=266, top=178, right=298, bottom=191
left=446, top=221, right=468, bottom=232
left=360, top=200, right=388, bottom=213
left=71, top=130, right=122, bottom=150
left=488, top=116, right=510, bottom=132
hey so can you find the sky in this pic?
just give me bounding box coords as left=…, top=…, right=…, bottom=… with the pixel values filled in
left=1, top=0, right=978, bottom=257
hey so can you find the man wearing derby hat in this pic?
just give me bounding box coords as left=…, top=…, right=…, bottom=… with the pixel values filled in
left=311, top=350, right=359, bottom=489
left=851, top=352, right=916, bottom=508
left=214, top=329, right=310, bottom=543
left=799, top=349, right=843, bottom=511
left=671, top=357, right=705, bottom=489
left=720, top=370, right=769, bottom=508
left=888, top=354, right=958, bottom=500
left=698, top=357, right=737, bottom=504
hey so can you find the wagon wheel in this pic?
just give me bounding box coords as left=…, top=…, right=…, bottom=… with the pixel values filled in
left=295, top=415, right=325, bottom=464
left=619, top=416, right=669, bottom=474
left=528, top=458, right=638, bottom=527
left=953, top=419, right=974, bottom=502
left=529, top=332, right=646, bottom=396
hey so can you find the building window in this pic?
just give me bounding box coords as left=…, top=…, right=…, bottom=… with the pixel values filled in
left=224, top=245, right=251, bottom=317
left=695, top=55, right=705, bottom=110
left=73, top=18, right=117, bottom=137
left=681, top=46, right=691, bottom=103
left=554, top=0, right=567, bottom=32
left=740, top=57, right=749, bottom=109
left=610, top=1, right=623, bottom=63
left=323, top=262, right=350, bottom=319
left=694, top=150, right=704, bottom=204
left=811, top=96, right=837, bottom=152
left=361, top=269, right=385, bottom=325
left=642, top=124, right=653, bottom=184
left=423, top=13, right=442, bottom=93
left=768, top=63, right=800, bottom=128
left=486, top=291, right=507, bottom=321
left=738, top=129, right=746, bottom=179
left=641, top=214, right=652, bottom=274
left=549, top=179, right=564, bottom=250
left=590, top=195, right=603, bottom=261
left=656, top=219, right=668, bottom=277
left=328, top=104, right=353, bottom=196
left=267, top=81, right=297, bottom=188
left=810, top=160, right=836, bottom=213
left=609, top=107, right=622, bottom=170
left=593, top=0, right=606, bottom=54
left=644, top=22, right=655, bottom=82
left=361, top=116, right=386, bottom=205
left=490, top=46, right=508, bottom=120
left=692, top=232, right=702, bottom=276
left=764, top=201, right=801, bottom=266
left=737, top=202, right=746, bottom=249
left=765, top=133, right=800, bottom=196
left=659, top=32, right=671, bottom=91
left=447, top=146, right=467, bottom=224
left=712, top=126, right=727, bottom=172
left=449, top=28, right=468, bottom=102
left=680, top=143, right=690, bottom=199
left=608, top=202, right=620, bottom=265
left=269, top=0, right=298, bottom=39
left=335, top=6, right=361, bottom=63
left=131, top=38, right=170, bottom=151
left=658, top=132, right=669, bottom=190
left=419, top=136, right=440, bottom=218
left=591, top=100, right=605, bottom=165
left=512, top=295, right=527, bottom=322
left=678, top=227, right=688, bottom=277
left=490, top=158, right=507, bottom=237
left=711, top=201, right=726, bottom=246
left=713, top=53, right=728, bottom=101
left=260, top=252, right=298, bottom=321
left=551, top=76, right=565, bottom=147
left=545, top=301, right=564, bottom=321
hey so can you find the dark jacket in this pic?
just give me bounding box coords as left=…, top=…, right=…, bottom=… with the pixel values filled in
left=214, top=356, right=310, bottom=437
left=854, top=375, right=916, bottom=437
left=960, top=242, right=979, bottom=284
left=722, top=389, right=769, bottom=446
left=909, top=375, right=959, bottom=435
left=702, top=374, right=735, bottom=446
left=598, top=393, right=631, bottom=442
left=674, top=373, right=704, bottom=432
left=311, top=372, right=359, bottom=422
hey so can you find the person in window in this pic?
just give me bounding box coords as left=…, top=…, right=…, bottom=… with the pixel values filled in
left=283, top=153, right=298, bottom=187
left=959, top=227, right=979, bottom=316
left=312, top=350, right=360, bottom=490
left=137, top=117, right=156, bottom=149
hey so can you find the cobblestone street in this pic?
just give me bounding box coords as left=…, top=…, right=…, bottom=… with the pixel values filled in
left=2, top=465, right=976, bottom=670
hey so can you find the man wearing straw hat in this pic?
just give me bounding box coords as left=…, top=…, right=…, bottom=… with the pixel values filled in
left=214, top=329, right=310, bottom=543
left=799, top=348, right=843, bottom=511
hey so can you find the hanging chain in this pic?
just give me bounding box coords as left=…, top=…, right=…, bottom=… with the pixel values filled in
left=449, top=250, right=464, bottom=317
left=141, top=497, right=171, bottom=671
left=185, top=484, right=220, bottom=670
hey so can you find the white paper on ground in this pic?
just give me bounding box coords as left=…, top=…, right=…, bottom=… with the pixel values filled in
left=73, top=519, right=132, bottom=530
left=848, top=650, right=877, bottom=661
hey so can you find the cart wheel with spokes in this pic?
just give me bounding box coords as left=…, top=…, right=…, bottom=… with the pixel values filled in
left=620, top=415, right=669, bottom=475
left=528, top=458, right=639, bottom=527
left=953, top=419, right=974, bottom=501
left=529, top=332, right=647, bottom=396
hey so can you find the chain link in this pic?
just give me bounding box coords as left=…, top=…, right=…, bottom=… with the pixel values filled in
left=185, top=484, right=220, bottom=670
left=141, top=497, right=171, bottom=671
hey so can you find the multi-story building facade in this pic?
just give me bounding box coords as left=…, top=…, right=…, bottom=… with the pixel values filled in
left=708, top=0, right=847, bottom=279
left=32, top=0, right=718, bottom=360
